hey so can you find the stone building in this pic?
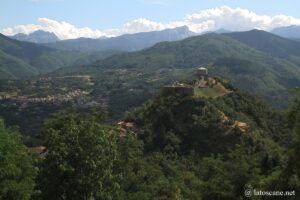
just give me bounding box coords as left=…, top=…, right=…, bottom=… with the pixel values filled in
left=197, top=67, right=208, bottom=81
left=162, top=83, right=194, bottom=96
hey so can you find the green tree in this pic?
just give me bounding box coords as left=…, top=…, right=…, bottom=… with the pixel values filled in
left=278, top=88, right=300, bottom=195
left=199, top=146, right=260, bottom=200
left=39, top=110, right=121, bottom=200
left=0, top=118, right=37, bottom=200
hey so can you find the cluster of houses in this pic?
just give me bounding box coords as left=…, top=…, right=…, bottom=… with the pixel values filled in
left=0, top=89, right=90, bottom=104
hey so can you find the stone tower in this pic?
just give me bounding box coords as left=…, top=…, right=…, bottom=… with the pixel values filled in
left=197, top=67, right=208, bottom=81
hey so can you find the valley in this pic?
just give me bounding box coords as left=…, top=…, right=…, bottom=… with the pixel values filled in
left=2, top=29, right=300, bottom=140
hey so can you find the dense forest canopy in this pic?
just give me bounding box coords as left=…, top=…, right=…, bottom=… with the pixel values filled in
left=1, top=84, right=299, bottom=199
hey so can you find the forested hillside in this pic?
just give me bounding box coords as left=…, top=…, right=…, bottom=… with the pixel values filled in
left=0, top=34, right=121, bottom=79
left=1, top=84, right=299, bottom=199
left=80, top=31, right=300, bottom=107
left=225, top=29, right=300, bottom=62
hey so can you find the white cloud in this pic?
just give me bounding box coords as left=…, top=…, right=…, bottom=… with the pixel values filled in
left=1, top=18, right=107, bottom=40
left=117, top=18, right=166, bottom=34
left=181, top=6, right=300, bottom=33
left=2, top=6, right=300, bottom=40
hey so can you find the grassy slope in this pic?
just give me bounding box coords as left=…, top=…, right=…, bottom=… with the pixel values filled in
left=194, top=85, right=230, bottom=98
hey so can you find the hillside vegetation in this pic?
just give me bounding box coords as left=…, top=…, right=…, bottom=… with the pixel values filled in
left=225, top=29, right=300, bottom=63
left=2, top=30, right=300, bottom=137
left=3, top=30, right=300, bottom=108
left=77, top=31, right=300, bottom=107
left=1, top=85, right=300, bottom=199
left=0, top=34, right=120, bottom=79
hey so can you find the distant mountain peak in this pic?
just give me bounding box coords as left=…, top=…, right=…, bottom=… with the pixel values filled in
left=31, top=30, right=56, bottom=36
left=173, top=25, right=190, bottom=32
left=200, top=28, right=232, bottom=35
left=11, top=30, right=60, bottom=44
left=214, top=28, right=232, bottom=34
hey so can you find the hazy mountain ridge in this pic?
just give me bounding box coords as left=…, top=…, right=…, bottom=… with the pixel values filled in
left=224, top=29, right=300, bottom=60
left=0, top=34, right=121, bottom=79
left=46, top=26, right=195, bottom=52
left=0, top=33, right=54, bottom=78
left=271, top=25, right=300, bottom=39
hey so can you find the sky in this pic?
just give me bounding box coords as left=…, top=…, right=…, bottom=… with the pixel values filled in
left=1, top=0, right=300, bottom=39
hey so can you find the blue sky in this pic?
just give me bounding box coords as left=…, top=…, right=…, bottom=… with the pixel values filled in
left=2, top=0, right=300, bottom=29
left=1, top=0, right=300, bottom=39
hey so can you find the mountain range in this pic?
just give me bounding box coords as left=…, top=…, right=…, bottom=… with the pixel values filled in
left=8, top=25, right=300, bottom=45
left=2, top=27, right=300, bottom=108
left=2, top=27, right=300, bottom=137
left=46, top=26, right=195, bottom=52
left=0, top=26, right=195, bottom=79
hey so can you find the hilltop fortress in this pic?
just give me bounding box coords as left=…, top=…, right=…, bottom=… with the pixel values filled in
left=162, top=67, right=231, bottom=98
left=162, top=67, right=208, bottom=96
